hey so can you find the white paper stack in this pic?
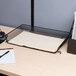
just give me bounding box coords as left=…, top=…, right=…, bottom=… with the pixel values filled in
left=0, top=49, right=15, bottom=64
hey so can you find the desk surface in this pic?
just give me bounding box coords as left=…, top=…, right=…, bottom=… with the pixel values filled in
left=0, top=25, right=76, bottom=76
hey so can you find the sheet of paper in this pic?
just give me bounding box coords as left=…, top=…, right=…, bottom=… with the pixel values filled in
left=0, top=49, right=16, bottom=64
left=8, top=31, right=64, bottom=52
left=72, top=12, right=76, bottom=40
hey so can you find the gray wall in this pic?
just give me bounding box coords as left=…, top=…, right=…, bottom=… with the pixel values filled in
left=0, top=0, right=31, bottom=27
left=0, top=0, right=76, bottom=32
left=35, top=0, right=76, bottom=32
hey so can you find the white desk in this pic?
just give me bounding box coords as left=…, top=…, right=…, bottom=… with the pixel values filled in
left=0, top=25, right=76, bottom=76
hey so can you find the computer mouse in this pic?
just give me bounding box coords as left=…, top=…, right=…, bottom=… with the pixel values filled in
left=0, top=31, right=7, bottom=43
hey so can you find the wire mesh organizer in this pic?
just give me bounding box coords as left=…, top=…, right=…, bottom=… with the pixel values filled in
left=6, top=24, right=69, bottom=53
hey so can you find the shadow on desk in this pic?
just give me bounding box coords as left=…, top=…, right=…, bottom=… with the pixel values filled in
left=0, top=70, right=20, bottom=76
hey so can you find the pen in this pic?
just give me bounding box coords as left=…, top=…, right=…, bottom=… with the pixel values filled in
left=0, top=51, right=10, bottom=58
